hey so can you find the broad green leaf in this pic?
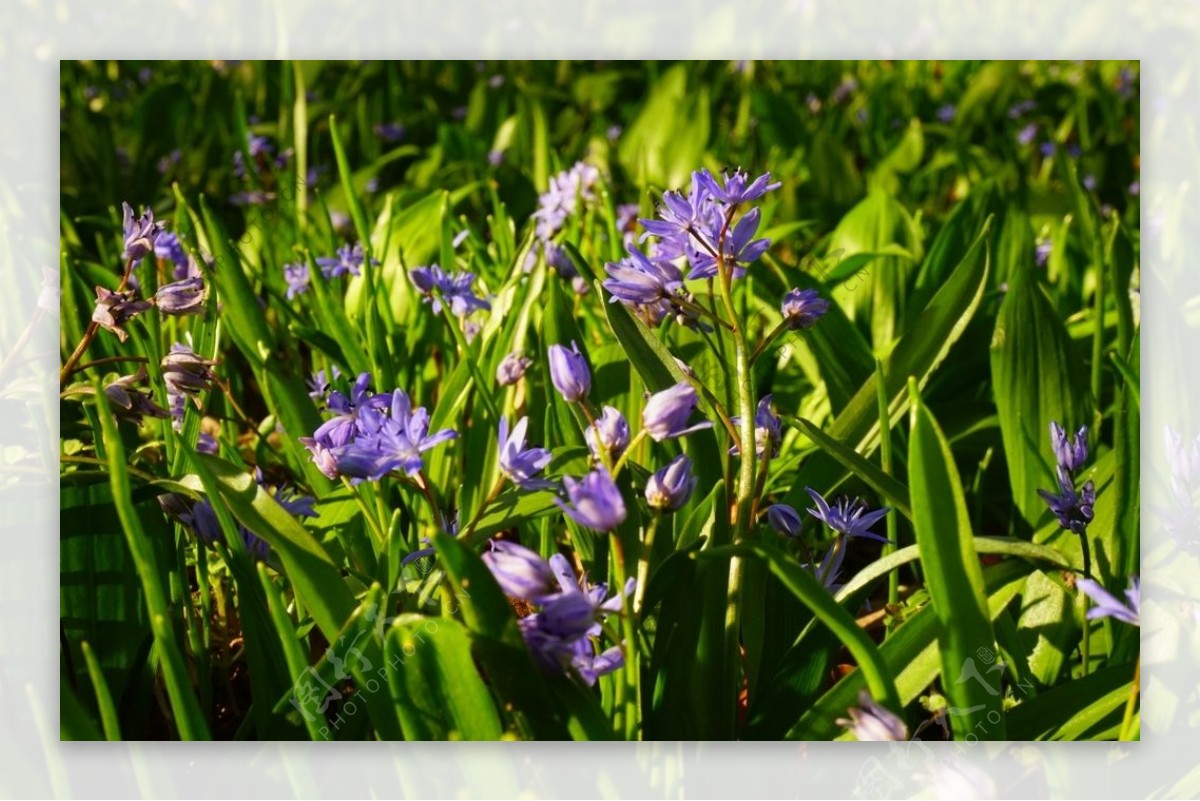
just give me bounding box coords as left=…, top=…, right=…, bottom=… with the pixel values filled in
left=990, top=250, right=1088, bottom=527
left=1017, top=570, right=1078, bottom=687
left=825, top=188, right=922, bottom=350
left=908, top=378, right=1003, bottom=739
left=386, top=615, right=503, bottom=740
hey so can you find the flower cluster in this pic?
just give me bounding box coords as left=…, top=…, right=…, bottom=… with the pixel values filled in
left=300, top=372, right=456, bottom=481
left=410, top=264, right=491, bottom=318
left=94, top=203, right=208, bottom=341
left=482, top=541, right=632, bottom=685
left=317, top=242, right=375, bottom=280
left=637, top=168, right=778, bottom=279
left=532, top=161, right=600, bottom=242
left=1037, top=421, right=1095, bottom=535
left=599, top=168, right=783, bottom=327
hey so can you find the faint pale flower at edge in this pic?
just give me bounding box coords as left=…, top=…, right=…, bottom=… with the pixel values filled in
left=837, top=690, right=907, bottom=741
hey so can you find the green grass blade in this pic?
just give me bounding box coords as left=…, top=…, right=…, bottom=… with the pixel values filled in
left=92, top=381, right=210, bottom=740
left=80, top=641, right=121, bottom=740
left=786, top=415, right=912, bottom=520
left=907, top=376, right=1004, bottom=739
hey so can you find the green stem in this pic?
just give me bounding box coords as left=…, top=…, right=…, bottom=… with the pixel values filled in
left=342, top=477, right=386, bottom=547
left=1090, top=220, right=1106, bottom=432
left=611, top=430, right=649, bottom=477
left=438, top=294, right=501, bottom=422
left=1079, top=531, right=1093, bottom=676
left=715, top=218, right=757, bottom=736
left=634, top=512, right=661, bottom=615
left=750, top=321, right=790, bottom=365
left=611, top=532, right=639, bottom=740
left=1119, top=657, right=1140, bottom=741
left=875, top=358, right=899, bottom=633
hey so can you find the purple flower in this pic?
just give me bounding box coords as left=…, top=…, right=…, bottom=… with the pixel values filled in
left=165, top=474, right=315, bottom=562
left=638, top=173, right=711, bottom=243
left=311, top=372, right=379, bottom=446
left=731, top=394, right=782, bottom=459
left=300, top=437, right=340, bottom=479
left=1040, top=141, right=1057, bottom=157
left=831, top=77, right=858, bottom=104
left=936, top=104, right=956, bottom=123
left=162, top=344, right=217, bottom=428
left=585, top=406, right=630, bottom=463
left=767, top=503, right=802, bottom=537
left=307, top=366, right=340, bottom=401
left=409, top=264, right=491, bottom=317
left=645, top=454, right=695, bottom=512
left=548, top=342, right=591, bottom=403
left=686, top=206, right=771, bottom=280
left=122, top=202, right=160, bottom=261
left=1083, top=174, right=1097, bottom=192
left=104, top=369, right=169, bottom=426
left=805, top=487, right=890, bottom=542
left=92, top=287, right=152, bottom=342
left=1078, top=577, right=1140, bottom=627
left=487, top=149, right=504, bottom=167
left=316, top=243, right=373, bottom=279
left=373, top=122, right=406, bottom=143
left=152, top=231, right=191, bottom=277
left=482, top=540, right=560, bottom=601
left=156, top=149, right=181, bottom=175
left=332, top=389, right=458, bottom=480
left=603, top=244, right=684, bottom=307
left=695, top=168, right=781, bottom=206
left=496, top=352, right=533, bottom=386
left=1008, top=99, right=1036, bottom=119
left=515, top=553, right=633, bottom=685
left=781, top=288, right=830, bottom=329
left=499, top=416, right=554, bottom=490
left=1036, top=240, right=1052, bottom=268
left=1038, top=467, right=1095, bottom=535
left=284, top=263, right=310, bottom=299
left=837, top=691, right=907, bottom=741
left=532, top=161, right=600, bottom=241
left=606, top=125, right=623, bottom=142
left=1050, top=422, right=1089, bottom=474
left=556, top=469, right=626, bottom=531
left=197, top=432, right=219, bottom=454
left=154, top=276, right=206, bottom=316
left=805, top=542, right=846, bottom=591
left=642, top=382, right=711, bottom=442
left=1017, top=123, right=1038, bottom=146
